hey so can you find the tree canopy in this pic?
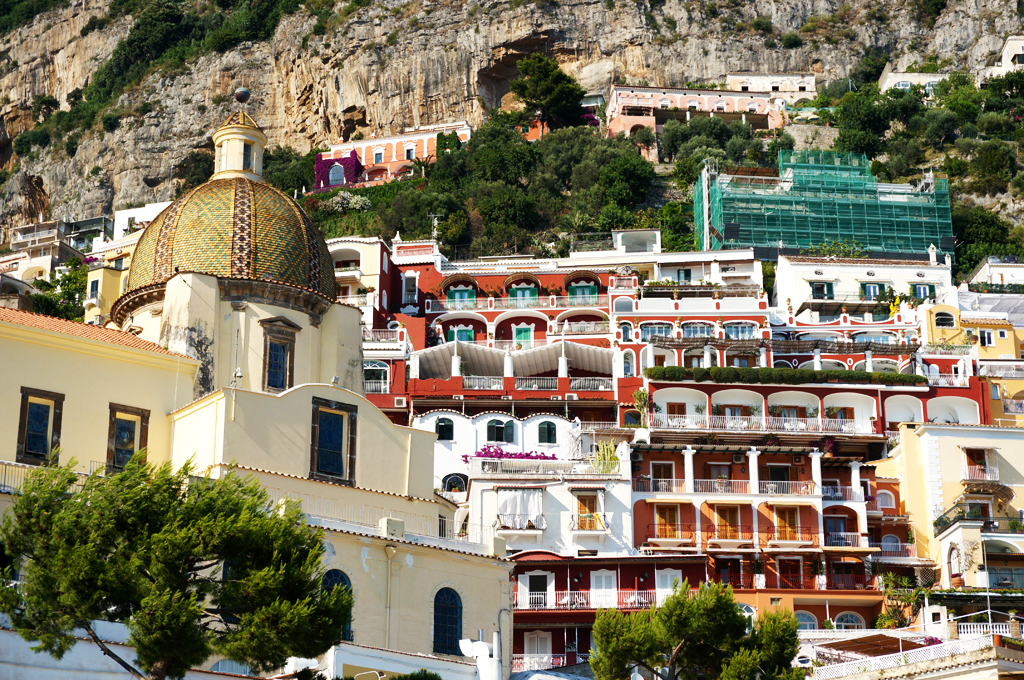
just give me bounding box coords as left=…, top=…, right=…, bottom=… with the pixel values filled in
left=509, top=53, right=587, bottom=129
left=0, top=455, right=352, bottom=680
left=591, top=580, right=801, bottom=680
left=30, top=257, right=87, bottom=321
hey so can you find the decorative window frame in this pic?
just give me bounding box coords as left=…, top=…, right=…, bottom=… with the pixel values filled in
left=309, top=397, right=358, bottom=486
left=16, top=386, right=65, bottom=465
left=107, top=403, right=151, bottom=469
left=260, top=316, right=301, bottom=393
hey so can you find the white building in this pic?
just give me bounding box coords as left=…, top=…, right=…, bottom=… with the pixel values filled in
left=877, top=62, right=953, bottom=95
left=967, top=256, right=1024, bottom=287
left=984, top=35, right=1024, bottom=79
left=112, top=201, right=172, bottom=242
left=774, top=250, right=953, bottom=324
left=724, top=72, right=817, bottom=104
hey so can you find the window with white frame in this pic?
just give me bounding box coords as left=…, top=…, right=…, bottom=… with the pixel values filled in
left=999, top=329, right=1008, bottom=339
left=405, top=147, right=415, bottom=160
left=497, top=488, right=545, bottom=530
left=878, top=490, right=895, bottom=508
left=683, top=323, right=713, bottom=338
left=724, top=323, right=756, bottom=340
left=795, top=611, right=817, bottom=630
left=622, top=349, right=635, bottom=377
left=979, top=329, right=994, bottom=347
left=834, top=612, right=865, bottom=630
left=373, top=151, right=384, bottom=164
left=402, top=272, right=418, bottom=304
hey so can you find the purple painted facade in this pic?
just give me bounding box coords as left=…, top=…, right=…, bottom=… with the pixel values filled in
left=313, top=151, right=365, bottom=192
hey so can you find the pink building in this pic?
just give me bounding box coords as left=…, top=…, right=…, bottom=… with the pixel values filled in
left=317, top=122, right=472, bottom=187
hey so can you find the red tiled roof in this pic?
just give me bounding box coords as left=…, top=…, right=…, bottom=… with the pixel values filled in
left=785, top=256, right=935, bottom=267
left=0, top=307, right=191, bottom=358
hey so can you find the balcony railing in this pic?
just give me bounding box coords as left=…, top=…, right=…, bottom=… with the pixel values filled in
left=822, top=486, right=865, bottom=502
left=706, top=524, right=754, bottom=540
left=89, top=460, right=126, bottom=476
left=769, top=527, right=817, bottom=543
left=362, top=328, right=400, bottom=342
left=512, top=589, right=658, bottom=611
left=569, top=513, right=608, bottom=531
left=551, top=294, right=608, bottom=308
left=634, top=477, right=687, bottom=493
left=558, top=321, right=610, bottom=334
left=334, top=266, right=362, bottom=278
left=922, top=344, right=973, bottom=355
left=759, top=480, right=815, bottom=495
left=648, top=414, right=874, bottom=435
left=578, top=421, right=627, bottom=431
left=569, top=377, right=613, bottom=391
left=987, top=569, right=1024, bottom=590
left=492, top=338, right=555, bottom=351
left=709, top=573, right=753, bottom=589
left=647, top=523, right=696, bottom=540
left=926, top=373, right=969, bottom=387
left=337, top=294, right=368, bottom=306
left=495, top=514, right=546, bottom=531
left=515, top=377, right=558, bottom=390
left=870, top=542, right=917, bottom=558
left=825, top=532, right=865, bottom=547
left=512, top=655, right=567, bottom=672
left=958, top=622, right=1010, bottom=638
left=0, top=460, right=87, bottom=494
left=825, top=573, right=876, bottom=590
left=694, top=479, right=751, bottom=494
left=1003, top=400, right=1024, bottom=414
left=471, top=457, right=620, bottom=477
left=962, top=465, right=999, bottom=481
left=431, top=298, right=489, bottom=311
left=363, top=380, right=389, bottom=393
left=463, top=376, right=504, bottom=390
left=492, top=297, right=546, bottom=310
left=765, top=573, right=817, bottom=589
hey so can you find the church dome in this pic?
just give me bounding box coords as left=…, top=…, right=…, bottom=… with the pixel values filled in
left=114, top=113, right=336, bottom=323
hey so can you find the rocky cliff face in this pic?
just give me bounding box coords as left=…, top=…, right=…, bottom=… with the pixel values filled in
left=0, top=0, right=1020, bottom=228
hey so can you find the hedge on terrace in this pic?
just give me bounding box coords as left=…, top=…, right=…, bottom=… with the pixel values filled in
left=643, top=366, right=928, bottom=386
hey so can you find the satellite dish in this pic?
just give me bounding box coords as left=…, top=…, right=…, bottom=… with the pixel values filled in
left=234, top=87, right=251, bottom=104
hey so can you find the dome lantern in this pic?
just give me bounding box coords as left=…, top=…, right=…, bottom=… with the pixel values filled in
left=212, top=111, right=267, bottom=181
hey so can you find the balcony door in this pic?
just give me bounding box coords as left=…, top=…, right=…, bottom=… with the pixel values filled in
left=528, top=574, right=550, bottom=608
left=825, top=516, right=847, bottom=539
left=778, top=558, right=802, bottom=589
left=717, top=557, right=742, bottom=587
left=655, top=504, right=679, bottom=538
left=577, top=494, right=599, bottom=530
left=591, top=570, right=617, bottom=608
left=524, top=631, right=552, bottom=669
left=514, top=326, right=533, bottom=349
left=776, top=506, right=799, bottom=541
left=830, top=562, right=856, bottom=589
left=717, top=506, right=740, bottom=539
left=656, top=568, right=683, bottom=604
left=652, top=462, right=674, bottom=492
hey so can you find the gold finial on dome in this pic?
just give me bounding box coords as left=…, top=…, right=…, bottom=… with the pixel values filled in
left=211, top=110, right=268, bottom=182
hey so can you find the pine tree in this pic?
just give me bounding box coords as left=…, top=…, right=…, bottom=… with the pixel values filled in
left=0, top=454, right=352, bottom=680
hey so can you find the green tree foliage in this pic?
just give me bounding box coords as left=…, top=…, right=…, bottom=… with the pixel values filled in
left=0, top=456, right=352, bottom=680
left=12, top=128, right=51, bottom=156
left=509, top=53, right=586, bottom=128
left=800, top=239, right=868, bottom=258
left=952, top=205, right=1024, bottom=277
left=31, top=94, right=59, bottom=122
left=0, top=0, right=66, bottom=34
left=30, top=258, right=87, bottom=321
left=591, top=580, right=801, bottom=680
left=834, top=86, right=891, bottom=158
left=263, top=145, right=323, bottom=196
left=175, top=150, right=215, bottom=197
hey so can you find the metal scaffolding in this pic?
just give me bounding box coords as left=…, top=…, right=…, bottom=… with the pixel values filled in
left=696, top=150, right=953, bottom=255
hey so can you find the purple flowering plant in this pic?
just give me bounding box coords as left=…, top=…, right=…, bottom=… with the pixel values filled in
left=461, top=444, right=557, bottom=464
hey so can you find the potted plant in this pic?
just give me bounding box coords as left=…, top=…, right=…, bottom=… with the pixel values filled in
left=825, top=406, right=840, bottom=419
left=715, top=475, right=729, bottom=492
left=1010, top=519, right=1024, bottom=533
left=768, top=405, right=784, bottom=417
left=950, top=573, right=965, bottom=588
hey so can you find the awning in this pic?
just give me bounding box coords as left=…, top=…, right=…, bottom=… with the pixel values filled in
left=644, top=498, right=695, bottom=504
left=564, top=270, right=602, bottom=287
left=513, top=341, right=614, bottom=377
left=439, top=273, right=478, bottom=290
left=504, top=272, right=542, bottom=289
left=817, top=634, right=930, bottom=657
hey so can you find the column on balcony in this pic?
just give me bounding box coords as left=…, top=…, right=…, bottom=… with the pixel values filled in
left=410, top=353, right=420, bottom=380
left=850, top=461, right=867, bottom=540
left=504, top=350, right=514, bottom=378
left=452, top=344, right=462, bottom=377
left=813, top=348, right=822, bottom=371
left=748, top=448, right=760, bottom=542
left=864, top=350, right=873, bottom=373
left=558, top=342, right=568, bottom=378
left=915, top=350, right=926, bottom=376
left=703, top=345, right=712, bottom=368
left=759, top=346, right=767, bottom=368
left=810, top=450, right=824, bottom=541
left=683, top=446, right=695, bottom=493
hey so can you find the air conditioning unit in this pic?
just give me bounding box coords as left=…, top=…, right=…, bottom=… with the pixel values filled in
left=732, top=454, right=746, bottom=464
left=551, top=395, right=562, bottom=400
left=501, top=395, right=513, bottom=400
left=453, top=395, right=463, bottom=400
left=566, top=394, right=579, bottom=400
left=394, top=397, right=407, bottom=408
left=630, top=451, right=643, bottom=462
left=793, top=455, right=804, bottom=465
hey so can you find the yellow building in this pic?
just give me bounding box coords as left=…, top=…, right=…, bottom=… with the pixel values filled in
left=83, top=230, right=141, bottom=324
left=877, top=423, right=1024, bottom=593
left=922, top=304, right=1024, bottom=426
left=0, top=111, right=511, bottom=677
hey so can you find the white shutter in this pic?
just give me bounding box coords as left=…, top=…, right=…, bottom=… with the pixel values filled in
left=656, top=569, right=683, bottom=604
left=592, top=570, right=617, bottom=608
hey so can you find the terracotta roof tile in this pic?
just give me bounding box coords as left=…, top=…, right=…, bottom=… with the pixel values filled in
left=961, top=317, right=1013, bottom=327
left=0, top=307, right=191, bottom=358
left=785, top=256, right=937, bottom=267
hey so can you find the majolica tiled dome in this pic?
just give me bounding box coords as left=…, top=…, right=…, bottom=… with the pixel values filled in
left=125, top=176, right=336, bottom=298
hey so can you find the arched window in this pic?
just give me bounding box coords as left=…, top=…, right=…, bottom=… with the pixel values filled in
left=328, top=164, right=345, bottom=185
left=614, top=297, right=634, bottom=313
left=623, top=410, right=641, bottom=426
left=715, top=101, right=727, bottom=111
left=834, top=612, right=865, bottom=630
left=881, top=534, right=902, bottom=551
left=363, top=360, right=389, bottom=392
left=433, top=587, right=463, bottom=655
left=935, top=312, right=955, bottom=328
left=795, top=611, right=817, bottom=630
left=487, top=419, right=513, bottom=443
left=623, top=350, right=635, bottom=377
left=746, top=102, right=758, bottom=112
left=442, top=473, right=468, bottom=492
left=738, top=603, right=755, bottom=632
left=538, top=421, right=557, bottom=444
left=683, top=323, right=713, bottom=338
left=323, top=569, right=353, bottom=641
left=687, top=100, right=699, bottom=109
left=640, top=322, right=673, bottom=343
left=878, top=490, right=896, bottom=508
left=211, top=660, right=253, bottom=676
left=724, top=323, right=756, bottom=340
left=620, top=322, right=633, bottom=341
left=436, top=418, right=454, bottom=441
left=659, top=98, right=671, bottom=109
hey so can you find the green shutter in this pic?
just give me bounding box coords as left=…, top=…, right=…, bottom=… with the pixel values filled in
left=859, top=283, right=867, bottom=297
left=447, top=328, right=455, bottom=342
left=529, top=287, right=539, bottom=299
left=504, top=421, right=514, bottom=443
left=467, top=289, right=476, bottom=301
left=928, top=284, right=936, bottom=299
left=487, top=420, right=497, bottom=441
left=825, top=282, right=834, bottom=299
